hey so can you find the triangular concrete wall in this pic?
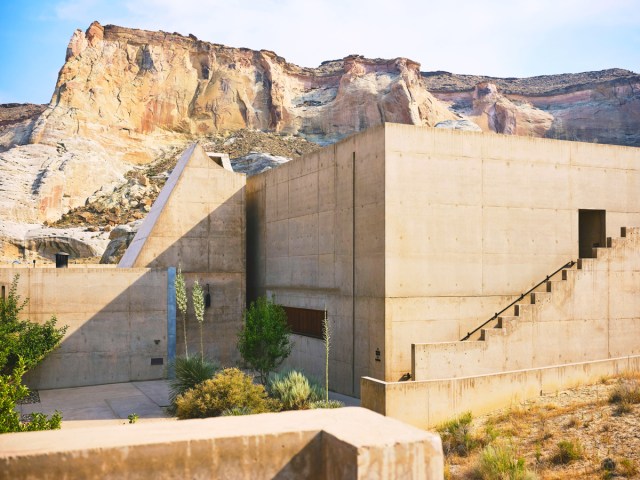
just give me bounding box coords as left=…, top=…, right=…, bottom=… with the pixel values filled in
left=119, top=143, right=246, bottom=273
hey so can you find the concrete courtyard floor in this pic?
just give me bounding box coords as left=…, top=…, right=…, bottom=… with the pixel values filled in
left=18, top=380, right=360, bottom=429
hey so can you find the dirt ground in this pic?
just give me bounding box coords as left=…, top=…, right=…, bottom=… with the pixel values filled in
left=444, top=373, right=640, bottom=479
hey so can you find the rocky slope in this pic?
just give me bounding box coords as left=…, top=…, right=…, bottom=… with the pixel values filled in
left=424, top=69, right=640, bottom=146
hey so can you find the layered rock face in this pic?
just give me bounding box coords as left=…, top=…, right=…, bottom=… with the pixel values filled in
left=424, top=69, right=640, bottom=146
left=34, top=21, right=454, bottom=156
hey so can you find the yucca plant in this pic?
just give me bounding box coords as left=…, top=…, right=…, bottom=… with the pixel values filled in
left=168, top=355, right=219, bottom=406
left=192, top=280, right=205, bottom=359
left=175, top=266, right=188, bottom=357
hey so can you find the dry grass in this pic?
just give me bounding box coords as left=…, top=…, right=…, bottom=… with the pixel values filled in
left=441, top=375, right=640, bottom=479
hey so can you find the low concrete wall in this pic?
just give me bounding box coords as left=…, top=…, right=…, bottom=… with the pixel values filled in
left=0, top=408, right=443, bottom=480
left=362, top=355, right=640, bottom=429
left=0, top=266, right=171, bottom=389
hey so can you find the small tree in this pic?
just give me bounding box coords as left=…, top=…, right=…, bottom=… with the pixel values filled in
left=192, top=280, right=205, bottom=359
left=0, top=274, right=66, bottom=434
left=237, top=296, right=292, bottom=385
left=175, top=266, right=188, bottom=358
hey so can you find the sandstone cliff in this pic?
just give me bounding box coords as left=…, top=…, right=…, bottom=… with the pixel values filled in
left=424, top=69, right=640, bottom=146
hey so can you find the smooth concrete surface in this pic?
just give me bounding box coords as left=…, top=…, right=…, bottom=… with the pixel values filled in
left=0, top=267, right=168, bottom=390
left=411, top=227, right=640, bottom=381
left=362, top=355, right=640, bottom=429
left=119, top=142, right=246, bottom=364
left=1, top=407, right=443, bottom=479
left=247, top=123, right=640, bottom=392
left=247, top=125, right=387, bottom=396
left=17, top=380, right=172, bottom=429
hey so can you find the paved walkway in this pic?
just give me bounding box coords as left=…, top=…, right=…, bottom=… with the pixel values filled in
left=18, top=380, right=360, bottom=429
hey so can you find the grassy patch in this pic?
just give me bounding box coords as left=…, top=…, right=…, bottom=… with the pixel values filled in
left=552, top=439, right=584, bottom=465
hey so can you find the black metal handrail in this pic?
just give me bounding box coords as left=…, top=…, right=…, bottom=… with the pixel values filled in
left=460, top=260, right=576, bottom=341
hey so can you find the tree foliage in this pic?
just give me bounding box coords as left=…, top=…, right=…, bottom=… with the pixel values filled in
left=237, top=296, right=292, bottom=385
left=0, top=275, right=66, bottom=434
left=0, top=275, right=67, bottom=375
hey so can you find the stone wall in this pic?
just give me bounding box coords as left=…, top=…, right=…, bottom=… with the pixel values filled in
left=0, top=266, right=170, bottom=389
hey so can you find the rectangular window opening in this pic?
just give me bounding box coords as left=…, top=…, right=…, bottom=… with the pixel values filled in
left=579, top=209, right=606, bottom=259
left=281, top=306, right=324, bottom=339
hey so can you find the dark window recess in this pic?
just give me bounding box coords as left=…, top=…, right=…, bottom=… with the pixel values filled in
left=150, top=357, right=164, bottom=366
left=281, top=306, right=324, bottom=339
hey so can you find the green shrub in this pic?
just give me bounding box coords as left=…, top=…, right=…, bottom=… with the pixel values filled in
left=436, top=411, right=480, bottom=457
left=309, top=399, right=344, bottom=409
left=0, top=275, right=66, bottom=434
left=237, top=296, right=292, bottom=385
left=175, top=368, right=275, bottom=419
left=0, top=275, right=67, bottom=375
left=552, top=439, right=583, bottom=465
left=221, top=406, right=253, bottom=416
left=475, top=442, right=537, bottom=480
left=268, top=370, right=323, bottom=410
left=168, top=356, right=220, bottom=405
left=0, top=359, right=61, bottom=434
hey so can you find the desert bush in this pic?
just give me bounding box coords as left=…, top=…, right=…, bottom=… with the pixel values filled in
left=268, top=370, right=323, bottom=410
left=552, top=439, right=583, bottom=465
left=608, top=380, right=640, bottom=405
left=237, top=296, right=292, bottom=385
left=436, top=411, right=481, bottom=457
left=618, top=457, right=638, bottom=477
left=475, top=442, right=537, bottom=480
left=168, top=356, right=220, bottom=405
left=175, top=368, right=274, bottom=419
left=308, top=399, right=344, bottom=409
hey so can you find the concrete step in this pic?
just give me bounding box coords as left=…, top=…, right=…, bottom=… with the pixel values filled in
left=514, top=303, right=533, bottom=318
left=530, top=291, right=551, bottom=304
left=496, top=315, right=518, bottom=329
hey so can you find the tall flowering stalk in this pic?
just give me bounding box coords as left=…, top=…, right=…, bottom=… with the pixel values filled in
left=175, top=266, right=188, bottom=358
left=322, top=307, right=330, bottom=402
left=193, top=280, right=205, bottom=359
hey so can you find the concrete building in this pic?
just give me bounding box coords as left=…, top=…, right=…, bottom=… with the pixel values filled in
left=247, top=123, right=640, bottom=397
left=3, top=123, right=640, bottom=418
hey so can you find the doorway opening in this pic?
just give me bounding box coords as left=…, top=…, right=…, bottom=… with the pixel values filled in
left=579, top=209, right=606, bottom=258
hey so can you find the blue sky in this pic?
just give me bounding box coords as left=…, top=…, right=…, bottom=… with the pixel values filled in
left=1, top=0, right=639, bottom=104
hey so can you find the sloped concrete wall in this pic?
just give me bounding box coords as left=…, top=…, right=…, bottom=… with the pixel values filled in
left=383, top=123, right=640, bottom=381
left=411, top=227, right=640, bottom=381
left=120, top=143, right=246, bottom=364
left=0, top=408, right=444, bottom=480
left=0, top=266, right=169, bottom=389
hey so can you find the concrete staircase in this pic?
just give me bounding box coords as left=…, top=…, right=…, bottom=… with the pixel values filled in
left=411, top=227, right=640, bottom=381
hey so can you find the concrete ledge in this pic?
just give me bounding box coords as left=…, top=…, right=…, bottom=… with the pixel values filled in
left=0, top=407, right=443, bottom=479
left=362, top=355, right=640, bottom=429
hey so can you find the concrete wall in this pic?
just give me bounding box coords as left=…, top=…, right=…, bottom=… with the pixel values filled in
left=0, top=408, right=444, bottom=480
left=247, top=125, right=387, bottom=396
left=362, top=355, right=640, bottom=429
left=120, top=143, right=246, bottom=363
left=0, top=266, right=170, bottom=389
left=383, top=124, right=640, bottom=380
left=412, top=227, right=640, bottom=380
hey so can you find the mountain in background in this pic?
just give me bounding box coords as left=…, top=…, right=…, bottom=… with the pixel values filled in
left=1, top=21, right=639, bottom=262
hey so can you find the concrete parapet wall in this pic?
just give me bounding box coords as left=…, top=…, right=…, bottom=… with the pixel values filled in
left=411, top=227, right=640, bottom=381
left=0, top=408, right=443, bottom=480
left=362, top=355, right=640, bottom=429
left=0, top=266, right=169, bottom=389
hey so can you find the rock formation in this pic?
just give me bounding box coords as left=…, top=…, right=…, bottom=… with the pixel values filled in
left=424, top=69, right=640, bottom=146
